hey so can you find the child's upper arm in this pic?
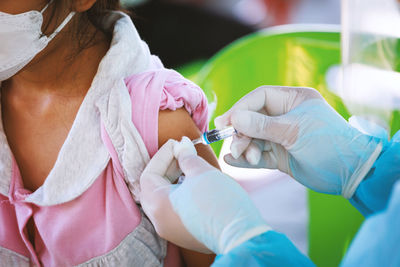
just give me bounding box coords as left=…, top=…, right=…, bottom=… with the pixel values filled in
left=158, top=108, right=219, bottom=169
left=158, top=108, right=218, bottom=267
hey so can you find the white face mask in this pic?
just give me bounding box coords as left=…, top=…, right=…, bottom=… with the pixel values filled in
left=0, top=2, right=75, bottom=81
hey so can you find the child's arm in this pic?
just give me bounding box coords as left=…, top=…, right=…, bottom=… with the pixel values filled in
left=158, top=107, right=218, bottom=266
left=158, top=108, right=219, bottom=169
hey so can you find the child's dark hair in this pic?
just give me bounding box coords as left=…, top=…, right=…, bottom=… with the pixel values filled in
left=45, top=0, right=122, bottom=51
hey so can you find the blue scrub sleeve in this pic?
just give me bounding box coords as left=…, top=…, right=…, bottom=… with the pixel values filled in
left=350, top=130, right=400, bottom=216
left=212, top=231, right=315, bottom=267
left=341, top=180, right=400, bottom=266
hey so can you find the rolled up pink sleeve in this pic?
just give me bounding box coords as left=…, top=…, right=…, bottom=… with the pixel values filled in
left=125, top=69, right=209, bottom=157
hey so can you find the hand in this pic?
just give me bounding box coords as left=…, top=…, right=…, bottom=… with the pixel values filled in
left=139, top=139, right=209, bottom=253
left=215, top=86, right=383, bottom=198
left=139, top=137, right=270, bottom=254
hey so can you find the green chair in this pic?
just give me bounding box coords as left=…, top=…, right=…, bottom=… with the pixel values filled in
left=194, top=25, right=364, bottom=267
left=176, top=59, right=208, bottom=82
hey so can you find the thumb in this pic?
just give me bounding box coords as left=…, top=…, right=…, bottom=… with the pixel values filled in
left=231, top=110, right=297, bottom=147
left=174, top=137, right=216, bottom=177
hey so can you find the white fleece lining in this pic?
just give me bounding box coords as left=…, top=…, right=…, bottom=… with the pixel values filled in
left=0, top=12, right=153, bottom=206
left=0, top=94, right=13, bottom=197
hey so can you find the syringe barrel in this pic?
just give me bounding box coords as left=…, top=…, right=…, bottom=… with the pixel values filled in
left=203, top=126, right=236, bottom=144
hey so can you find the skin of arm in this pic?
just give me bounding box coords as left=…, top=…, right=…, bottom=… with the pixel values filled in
left=158, top=108, right=218, bottom=266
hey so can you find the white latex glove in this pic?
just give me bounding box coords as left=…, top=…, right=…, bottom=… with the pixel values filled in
left=139, top=137, right=270, bottom=254
left=215, top=86, right=383, bottom=198
left=139, top=139, right=210, bottom=253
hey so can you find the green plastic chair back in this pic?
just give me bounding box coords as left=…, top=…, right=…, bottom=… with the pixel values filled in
left=176, top=59, right=208, bottom=82
left=194, top=25, right=364, bottom=267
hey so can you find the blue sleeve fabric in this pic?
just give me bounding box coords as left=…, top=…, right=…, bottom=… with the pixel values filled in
left=350, top=130, right=400, bottom=216
left=341, top=180, right=400, bottom=266
left=212, top=231, right=315, bottom=267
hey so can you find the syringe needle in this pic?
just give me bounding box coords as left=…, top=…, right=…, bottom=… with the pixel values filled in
left=192, top=137, right=203, bottom=145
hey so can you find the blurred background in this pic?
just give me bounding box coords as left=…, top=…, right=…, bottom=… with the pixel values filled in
left=121, top=0, right=341, bottom=67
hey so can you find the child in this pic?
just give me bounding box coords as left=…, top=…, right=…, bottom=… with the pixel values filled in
left=0, top=0, right=216, bottom=266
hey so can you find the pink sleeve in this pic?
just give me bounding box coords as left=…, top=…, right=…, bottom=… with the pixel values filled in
left=125, top=69, right=209, bottom=157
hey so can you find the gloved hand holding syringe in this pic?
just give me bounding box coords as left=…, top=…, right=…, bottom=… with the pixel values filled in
left=192, top=126, right=237, bottom=145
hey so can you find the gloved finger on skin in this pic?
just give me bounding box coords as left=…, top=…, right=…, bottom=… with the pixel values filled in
left=174, top=137, right=216, bottom=177
left=174, top=136, right=198, bottom=160
left=244, top=139, right=264, bottom=166
left=230, top=134, right=252, bottom=159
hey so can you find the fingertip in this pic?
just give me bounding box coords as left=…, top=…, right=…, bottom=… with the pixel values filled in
left=245, top=149, right=261, bottom=166
left=159, top=139, right=179, bottom=156
left=231, top=144, right=242, bottom=159
left=174, top=136, right=197, bottom=161
left=230, top=110, right=250, bottom=132
left=165, top=138, right=179, bottom=147
left=230, top=134, right=251, bottom=159
left=181, top=136, right=192, bottom=143
left=214, top=114, right=230, bottom=129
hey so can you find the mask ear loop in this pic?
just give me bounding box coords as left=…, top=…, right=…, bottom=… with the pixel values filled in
left=40, top=0, right=76, bottom=41
left=47, top=11, right=76, bottom=40
left=40, top=0, right=53, bottom=13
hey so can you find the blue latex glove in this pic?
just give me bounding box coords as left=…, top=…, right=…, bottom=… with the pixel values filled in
left=140, top=137, right=270, bottom=254
left=215, top=86, right=383, bottom=198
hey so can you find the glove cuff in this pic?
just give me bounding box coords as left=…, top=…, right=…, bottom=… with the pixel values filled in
left=342, top=141, right=383, bottom=199
left=222, top=225, right=271, bottom=254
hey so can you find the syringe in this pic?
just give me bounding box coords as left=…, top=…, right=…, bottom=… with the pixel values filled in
left=192, top=126, right=237, bottom=145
